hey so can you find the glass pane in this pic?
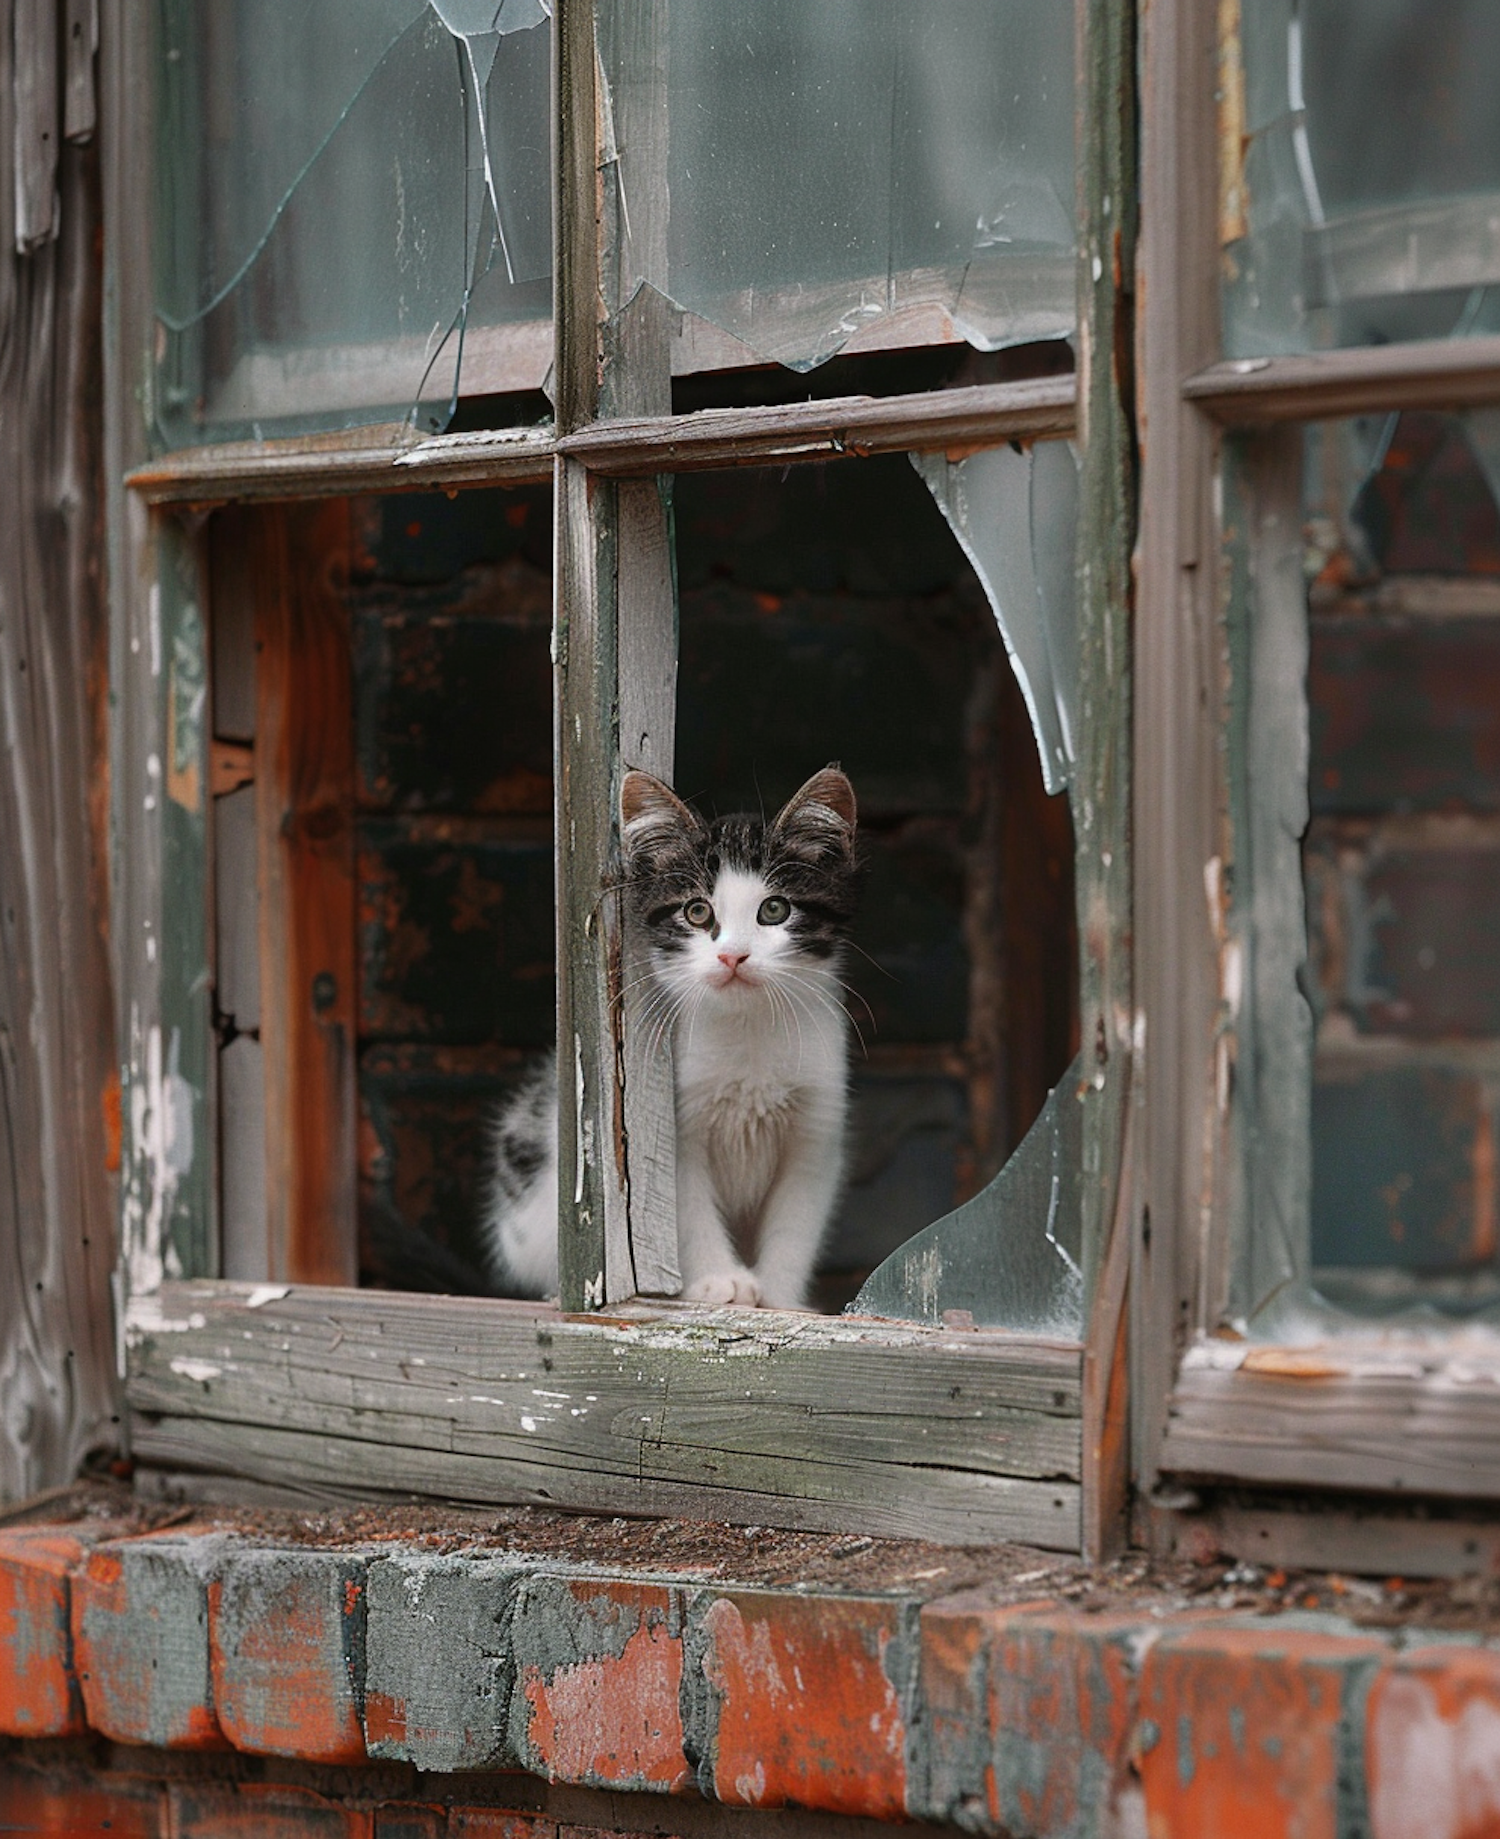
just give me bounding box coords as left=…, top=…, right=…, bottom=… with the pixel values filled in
left=1228, top=409, right=1500, bottom=1331
left=153, top=1, right=552, bottom=448
left=601, top=0, right=1075, bottom=377
left=1225, top=0, right=1500, bottom=356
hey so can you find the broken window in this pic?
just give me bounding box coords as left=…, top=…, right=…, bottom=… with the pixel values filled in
left=152, top=0, right=552, bottom=445
left=1226, top=408, right=1500, bottom=1331
left=600, top=0, right=1076, bottom=375
left=1224, top=0, right=1500, bottom=355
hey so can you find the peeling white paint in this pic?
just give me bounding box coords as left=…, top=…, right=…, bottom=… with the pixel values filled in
left=245, top=1284, right=292, bottom=1309
left=168, top=1357, right=222, bottom=1383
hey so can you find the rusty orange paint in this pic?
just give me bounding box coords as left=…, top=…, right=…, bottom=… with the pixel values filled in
left=169, top=1778, right=375, bottom=1837
left=0, top=1529, right=87, bottom=1738
left=523, top=1608, right=690, bottom=1792
left=1368, top=1647, right=1500, bottom=1839
left=700, top=1593, right=908, bottom=1821
left=361, top=1688, right=408, bottom=1756
left=71, top=1544, right=226, bottom=1751
left=985, top=1609, right=1143, bottom=1838
left=101, top=1067, right=122, bottom=1174
left=208, top=1569, right=368, bottom=1766
left=0, top=1772, right=165, bottom=1837
left=1139, top=1625, right=1385, bottom=1839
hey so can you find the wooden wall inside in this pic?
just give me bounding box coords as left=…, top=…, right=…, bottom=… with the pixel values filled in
left=0, top=3, right=121, bottom=1502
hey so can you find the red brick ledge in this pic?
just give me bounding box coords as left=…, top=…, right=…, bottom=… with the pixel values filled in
left=1, top=1521, right=1498, bottom=1836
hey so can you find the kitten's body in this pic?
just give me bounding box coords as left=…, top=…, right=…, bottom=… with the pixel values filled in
left=482, top=768, right=858, bottom=1309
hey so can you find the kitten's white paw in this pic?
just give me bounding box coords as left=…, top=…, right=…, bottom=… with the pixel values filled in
left=684, top=1270, right=765, bottom=1308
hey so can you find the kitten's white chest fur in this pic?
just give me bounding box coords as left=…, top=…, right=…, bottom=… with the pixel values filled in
left=481, top=768, right=858, bottom=1310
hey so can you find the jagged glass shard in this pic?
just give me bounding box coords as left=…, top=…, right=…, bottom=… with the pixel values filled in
left=850, top=1053, right=1083, bottom=1336
left=912, top=442, right=1079, bottom=796
left=1226, top=0, right=1500, bottom=357
left=152, top=0, right=551, bottom=446
left=601, top=0, right=1075, bottom=373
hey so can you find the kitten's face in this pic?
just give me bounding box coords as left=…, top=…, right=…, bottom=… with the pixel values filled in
left=619, top=769, right=859, bottom=1007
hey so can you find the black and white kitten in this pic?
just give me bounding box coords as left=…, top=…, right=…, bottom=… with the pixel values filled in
left=481, top=767, right=859, bottom=1309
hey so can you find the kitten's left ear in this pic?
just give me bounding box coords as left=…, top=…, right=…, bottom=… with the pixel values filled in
left=771, top=766, right=857, bottom=855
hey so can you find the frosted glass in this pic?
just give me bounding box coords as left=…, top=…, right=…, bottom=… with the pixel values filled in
left=153, top=1, right=551, bottom=446
left=603, top=0, right=1076, bottom=373
left=1226, top=0, right=1500, bottom=356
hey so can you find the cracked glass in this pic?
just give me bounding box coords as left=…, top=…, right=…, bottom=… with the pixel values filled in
left=152, top=0, right=551, bottom=447
left=599, top=0, right=1076, bottom=378
left=1225, top=0, right=1500, bottom=357
left=1227, top=410, right=1500, bottom=1334
left=851, top=438, right=1084, bottom=1335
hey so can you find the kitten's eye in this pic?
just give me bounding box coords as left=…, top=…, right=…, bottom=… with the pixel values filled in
left=683, top=899, right=714, bottom=928
left=757, top=896, right=791, bottom=926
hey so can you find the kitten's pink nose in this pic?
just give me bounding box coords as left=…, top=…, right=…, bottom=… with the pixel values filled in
left=717, top=950, right=750, bottom=971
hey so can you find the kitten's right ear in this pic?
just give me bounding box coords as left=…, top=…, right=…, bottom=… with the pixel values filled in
left=619, top=770, right=702, bottom=863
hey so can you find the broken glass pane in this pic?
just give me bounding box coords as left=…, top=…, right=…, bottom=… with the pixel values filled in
left=852, top=1053, right=1083, bottom=1336
left=600, top=0, right=1075, bottom=376
left=912, top=440, right=1080, bottom=796
left=1226, top=0, right=1500, bottom=356
left=845, top=441, right=1083, bottom=1332
left=153, top=1, right=551, bottom=447
left=1229, top=409, right=1500, bottom=1334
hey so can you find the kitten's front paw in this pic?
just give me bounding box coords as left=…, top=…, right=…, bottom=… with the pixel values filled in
left=684, top=1270, right=765, bottom=1308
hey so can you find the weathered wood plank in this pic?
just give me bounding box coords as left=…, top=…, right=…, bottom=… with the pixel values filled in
left=247, top=504, right=358, bottom=1285
left=1074, top=0, right=1137, bottom=1542
left=131, top=1415, right=1079, bottom=1549
left=125, top=381, right=1079, bottom=509
left=1162, top=1343, right=1500, bottom=1499
left=1162, top=1498, right=1500, bottom=1580
left=557, top=380, right=1078, bottom=476
left=1184, top=336, right=1500, bottom=426
left=615, top=480, right=679, bottom=1298
left=125, top=1283, right=1083, bottom=1547
left=0, top=73, right=119, bottom=1497
left=12, top=0, right=59, bottom=249
left=63, top=0, right=97, bottom=143
left=1133, top=0, right=1223, bottom=1501
left=128, top=425, right=558, bottom=507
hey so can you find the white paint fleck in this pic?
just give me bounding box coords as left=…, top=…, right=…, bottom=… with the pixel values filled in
left=520, top=1415, right=538, bottom=1432
left=169, top=1357, right=222, bottom=1383
left=245, top=1283, right=292, bottom=1309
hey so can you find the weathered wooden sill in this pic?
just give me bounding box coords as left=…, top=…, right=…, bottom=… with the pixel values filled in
left=124, top=1282, right=1085, bottom=1548
left=1162, top=1335, right=1500, bottom=1497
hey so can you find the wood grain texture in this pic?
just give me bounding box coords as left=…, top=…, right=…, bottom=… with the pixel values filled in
left=126, top=1283, right=1083, bottom=1547
left=1162, top=1344, right=1500, bottom=1499
left=1133, top=0, right=1223, bottom=1499
left=127, top=426, right=557, bottom=508
left=124, top=382, right=1078, bottom=508
left=0, top=82, right=119, bottom=1496
left=12, top=0, right=59, bottom=249
left=1074, top=0, right=1137, bottom=1530
left=1185, top=336, right=1500, bottom=425
left=615, top=478, right=679, bottom=1297
left=239, top=503, right=358, bottom=1286
left=558, top=380, right=1078, bottom=476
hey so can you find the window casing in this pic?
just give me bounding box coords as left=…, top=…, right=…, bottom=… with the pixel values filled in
left=1136, top=0, right=1500, bottom=1533
left=110, top=0, right=1127, bottom=1557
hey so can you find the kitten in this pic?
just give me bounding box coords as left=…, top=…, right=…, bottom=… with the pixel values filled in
left=482, top=767, right=859, bottom=1309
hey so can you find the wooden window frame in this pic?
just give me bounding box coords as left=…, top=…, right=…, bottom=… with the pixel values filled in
left=104, top=0, right=1135, bottom=1557
left=1134, top=0, right=1500, bottom=1534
